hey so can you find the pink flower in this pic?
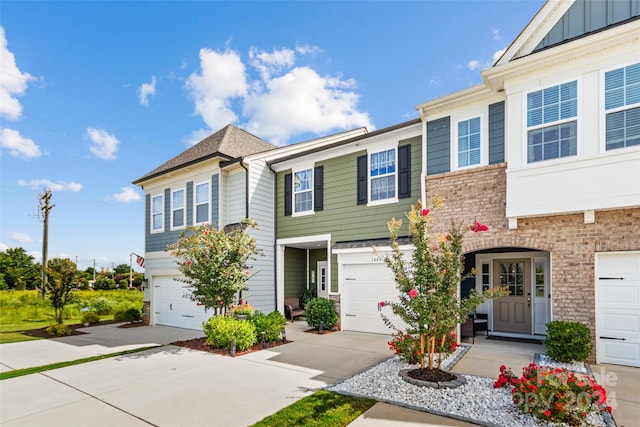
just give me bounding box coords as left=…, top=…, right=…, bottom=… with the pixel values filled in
left=421, top=208, right=430, bottom=217
left=408, top=289, right=418, bottom=298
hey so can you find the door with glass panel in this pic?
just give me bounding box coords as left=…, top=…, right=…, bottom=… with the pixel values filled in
left=492, top=259, right=532, bottom=334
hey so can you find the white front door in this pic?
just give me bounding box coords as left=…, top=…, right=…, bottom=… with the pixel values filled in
left=317, top=261, right=328, bottom=299
left=596, top=252, right=640, bottom=367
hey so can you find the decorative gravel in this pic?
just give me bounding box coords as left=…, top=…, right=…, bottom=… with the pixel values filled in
left=534, top=353, right=590, bottom=374
left=327, top=350, right=608, bottom=427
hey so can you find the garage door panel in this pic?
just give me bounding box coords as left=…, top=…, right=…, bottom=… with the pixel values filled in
left=154, top=276, right=209, bottom=331
left=596, top=252, right=640, bottom=367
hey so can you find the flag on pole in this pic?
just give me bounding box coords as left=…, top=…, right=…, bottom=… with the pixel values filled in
left=134, top=253, right=145, bottom=268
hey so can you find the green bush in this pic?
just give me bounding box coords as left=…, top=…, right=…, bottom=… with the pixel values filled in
left=90, top=297, right=115, bottom=315
left=250, top=311, right=286, bottom=343
left=81, top=311, right=100, bottom=325
left=46, top=323, right=71, bottom=336
left=114, top=308, right=141, bottom=322
left=305, top=298, right=338, bottom=330
left=203, top=315, right=256, bottom=351
left=545, top=320, right=592, bottom=362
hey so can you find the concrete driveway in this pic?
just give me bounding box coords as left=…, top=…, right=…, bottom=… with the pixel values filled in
left=0, top=322, right=391, bottom=427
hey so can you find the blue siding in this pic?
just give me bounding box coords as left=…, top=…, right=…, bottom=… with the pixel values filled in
left=212, top=173, right=219, bottom=229
left=186, top=181, right=193, bottom=226
left=146, top=188, right=184, bottom=253
left=489, top=101, right=505, bottom=164
left=535, top=0, right=639, bottom=52
left=426, top=116, right=451, bottom=175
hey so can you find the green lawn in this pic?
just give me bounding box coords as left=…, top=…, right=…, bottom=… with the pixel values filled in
left=0, top=290, right=143, bottom=344
left=250, top=390, right=376, bottom=427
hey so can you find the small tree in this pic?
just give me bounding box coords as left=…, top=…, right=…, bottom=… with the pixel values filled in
left=381, top=198, right=509, bottom=370
left=166, top=219, right=259, bottom=314
left=45, top=258, right=77, bottom=324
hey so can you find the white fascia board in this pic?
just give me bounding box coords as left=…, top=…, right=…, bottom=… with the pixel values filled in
left=332, top=244, right=414, bottom=255
left=416, top=85, right=499, bottom=120
left=484, top=19, right=640, bottom=91
left=271, top=122, right=422, bottom=172
left=143, top=160, right=222, bottom=192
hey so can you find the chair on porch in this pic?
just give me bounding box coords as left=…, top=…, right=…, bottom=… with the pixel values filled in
left=461, top=312, right=488, bottom=344
left=284, top=297, right=305, bottom=322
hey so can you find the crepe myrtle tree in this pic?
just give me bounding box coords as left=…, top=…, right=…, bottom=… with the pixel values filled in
left=166, top=219, right=259, bottom=315
left=45, top=258, right=77, bottom=325
left=380, top=197, right=509, bottom=370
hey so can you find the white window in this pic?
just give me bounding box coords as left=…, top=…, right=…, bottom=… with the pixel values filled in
left=195, top=181, right=209, bottom=224
left=171, top=189, right=185, bottom=229
left=151, top=194, right=163, bottom=232
left=369, top=148, right=396, bottom=202
left=605, top=63, right=640, bottom=150
left=294, top=169, right=313, bottom=213
left=526, top=81, right=577, bottom=163
left=458, top=117, right=481, bottom=167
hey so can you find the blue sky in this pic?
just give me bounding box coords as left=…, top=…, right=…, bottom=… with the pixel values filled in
left=0, top=0, right=544, bottom=271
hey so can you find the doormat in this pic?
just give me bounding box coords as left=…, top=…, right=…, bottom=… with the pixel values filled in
left=486, top=335, right=544, bottom=344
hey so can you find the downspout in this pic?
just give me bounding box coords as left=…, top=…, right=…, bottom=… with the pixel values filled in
left=240, top=158, right=249, bottom=219
left=267, top=161, right=279, bottom=312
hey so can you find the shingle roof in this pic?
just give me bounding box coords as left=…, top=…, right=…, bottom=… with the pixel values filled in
left=132, top=124, right=276, bottom=185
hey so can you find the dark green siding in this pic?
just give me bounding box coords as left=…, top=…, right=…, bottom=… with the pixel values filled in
left=284, top=247, right=306, bottom=298
left=426, top=117, right=450, bottom=175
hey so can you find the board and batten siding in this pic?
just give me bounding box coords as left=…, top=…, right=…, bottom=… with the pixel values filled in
left=277, top=135, right=422, bottom=292
left=247, top=159, right=276, bottom=313
left=426, top=117, right=451, bottom=175
left=488, top=101, right=505, bottom=165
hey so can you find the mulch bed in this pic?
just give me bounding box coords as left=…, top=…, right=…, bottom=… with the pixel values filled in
left=170, top=337, right=291, bottom=357
left=22, top=320, right=135, bottom=338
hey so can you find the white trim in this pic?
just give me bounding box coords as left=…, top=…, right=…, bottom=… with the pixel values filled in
left=170, top=187, right=186, bottom=231
left=150, top=193, right=164, bottom=234
left=193, top=180, right=210, bottom=226
left=368, top=146, right=398, bottom=205
left=292, top=167, right=314, bottom=216
left=452, top=113, right=487, bottom=171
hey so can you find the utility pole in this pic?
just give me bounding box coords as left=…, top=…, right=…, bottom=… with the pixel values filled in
left=38, top=189, right=55, bottom=299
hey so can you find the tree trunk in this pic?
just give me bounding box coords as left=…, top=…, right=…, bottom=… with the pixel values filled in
left=419, top=334, right=426, bottom=369
left=437, top=334, right=446, bottom=369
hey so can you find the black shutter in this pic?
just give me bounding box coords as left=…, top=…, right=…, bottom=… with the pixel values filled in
left=357, top=155, right=368, bottom=205
left=314, top=166, right=323, bottom=211
left=284, top=173, right=292, bottom=216
left=398, top=144, right=411, bottom=199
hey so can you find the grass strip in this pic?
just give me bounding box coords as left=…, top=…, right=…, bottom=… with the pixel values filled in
left=250, top=389, right=377, bottom=427
left=0, top=345, right=161, bottom=380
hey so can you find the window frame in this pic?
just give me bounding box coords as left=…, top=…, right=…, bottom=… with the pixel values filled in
left=368, top=146, right=398, bottom=206
left=171, top=188, right=185, bottom=230
left=194, top=180, right=210, bottom=225
left=292, top=167, right=314, bottom=216
left=151, top=194, right=164, bottom=233
left=525, top=79, right=579, bottom=164
left=454, top=115, right=483, bottom=170
left=602, top=61, right=640, bottom=151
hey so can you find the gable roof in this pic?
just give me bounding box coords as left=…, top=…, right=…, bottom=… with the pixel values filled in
left=132, top=124, right=276, bottom=185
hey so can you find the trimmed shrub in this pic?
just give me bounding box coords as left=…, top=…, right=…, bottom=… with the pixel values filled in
left=90, top=297, right=115, bottom=315
left=114, top=307, right=141, bottom=322
left=545, top=320, right=592, bottom=362
left=305, top=297, right=338, bottom=330
left=250, top=311, right=286, bottom=343
left=203, top=315, right=256, bottom=351
left=46, top=323, right=71, bottom=336
left=81, top=311, right=100, bottom=325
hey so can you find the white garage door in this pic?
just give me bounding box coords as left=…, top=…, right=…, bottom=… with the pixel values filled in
left=341, top=263, right=406, bottom=335
left=596, top=252, right=640, bottom=367
left=154, top=276, right=210, bottom=330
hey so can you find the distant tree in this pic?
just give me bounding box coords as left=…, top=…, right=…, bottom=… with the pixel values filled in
left=114, top=263, right=130, bottom=274
left=0, top=247, right=40, bottom=290
left=45, top=258, right=77, bottom=324
left=94, top=275, right=116, bottom=290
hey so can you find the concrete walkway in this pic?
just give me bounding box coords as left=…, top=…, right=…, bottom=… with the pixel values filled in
left=1, top=323, right=638, bottom=427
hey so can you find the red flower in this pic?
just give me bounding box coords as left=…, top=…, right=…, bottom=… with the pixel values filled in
left=408, top=289, right=418, bottom=298
left=544, top=410, right=551, bottom=417
left=470, top=221, right=489, bottom=232
left=421, top=208, right=430, bottom=217
left=379, top=301, right=385, bottom=308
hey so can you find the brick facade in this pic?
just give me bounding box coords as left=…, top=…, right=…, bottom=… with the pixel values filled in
left=425, top=163, right=640, bottom=360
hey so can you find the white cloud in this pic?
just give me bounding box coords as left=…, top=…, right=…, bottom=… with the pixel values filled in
left=113, top=187, right=141, bottom=203
left=0, top=128, right=41, bottom=159
left=0, top=242, right=8, bottom=252
left=17, top=178, right=82, bottom=192
left=186, top=48, right=248, bottom=132
left=492, top=48, right=507, bottom=64
left=186, top=45, right=373, bottom=145
left=0, top=27, right=34, bottom=121
left=492, top=28, right=501, bottom=41
left=138, top=75, right=157, bottom=106
left=467, top=60, right=481, bottom=71
left=244, top=67, right=373, bottom=145
left=86, top=127, right=120, bottom=160
left=10, top=232, right=33, bottom=244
